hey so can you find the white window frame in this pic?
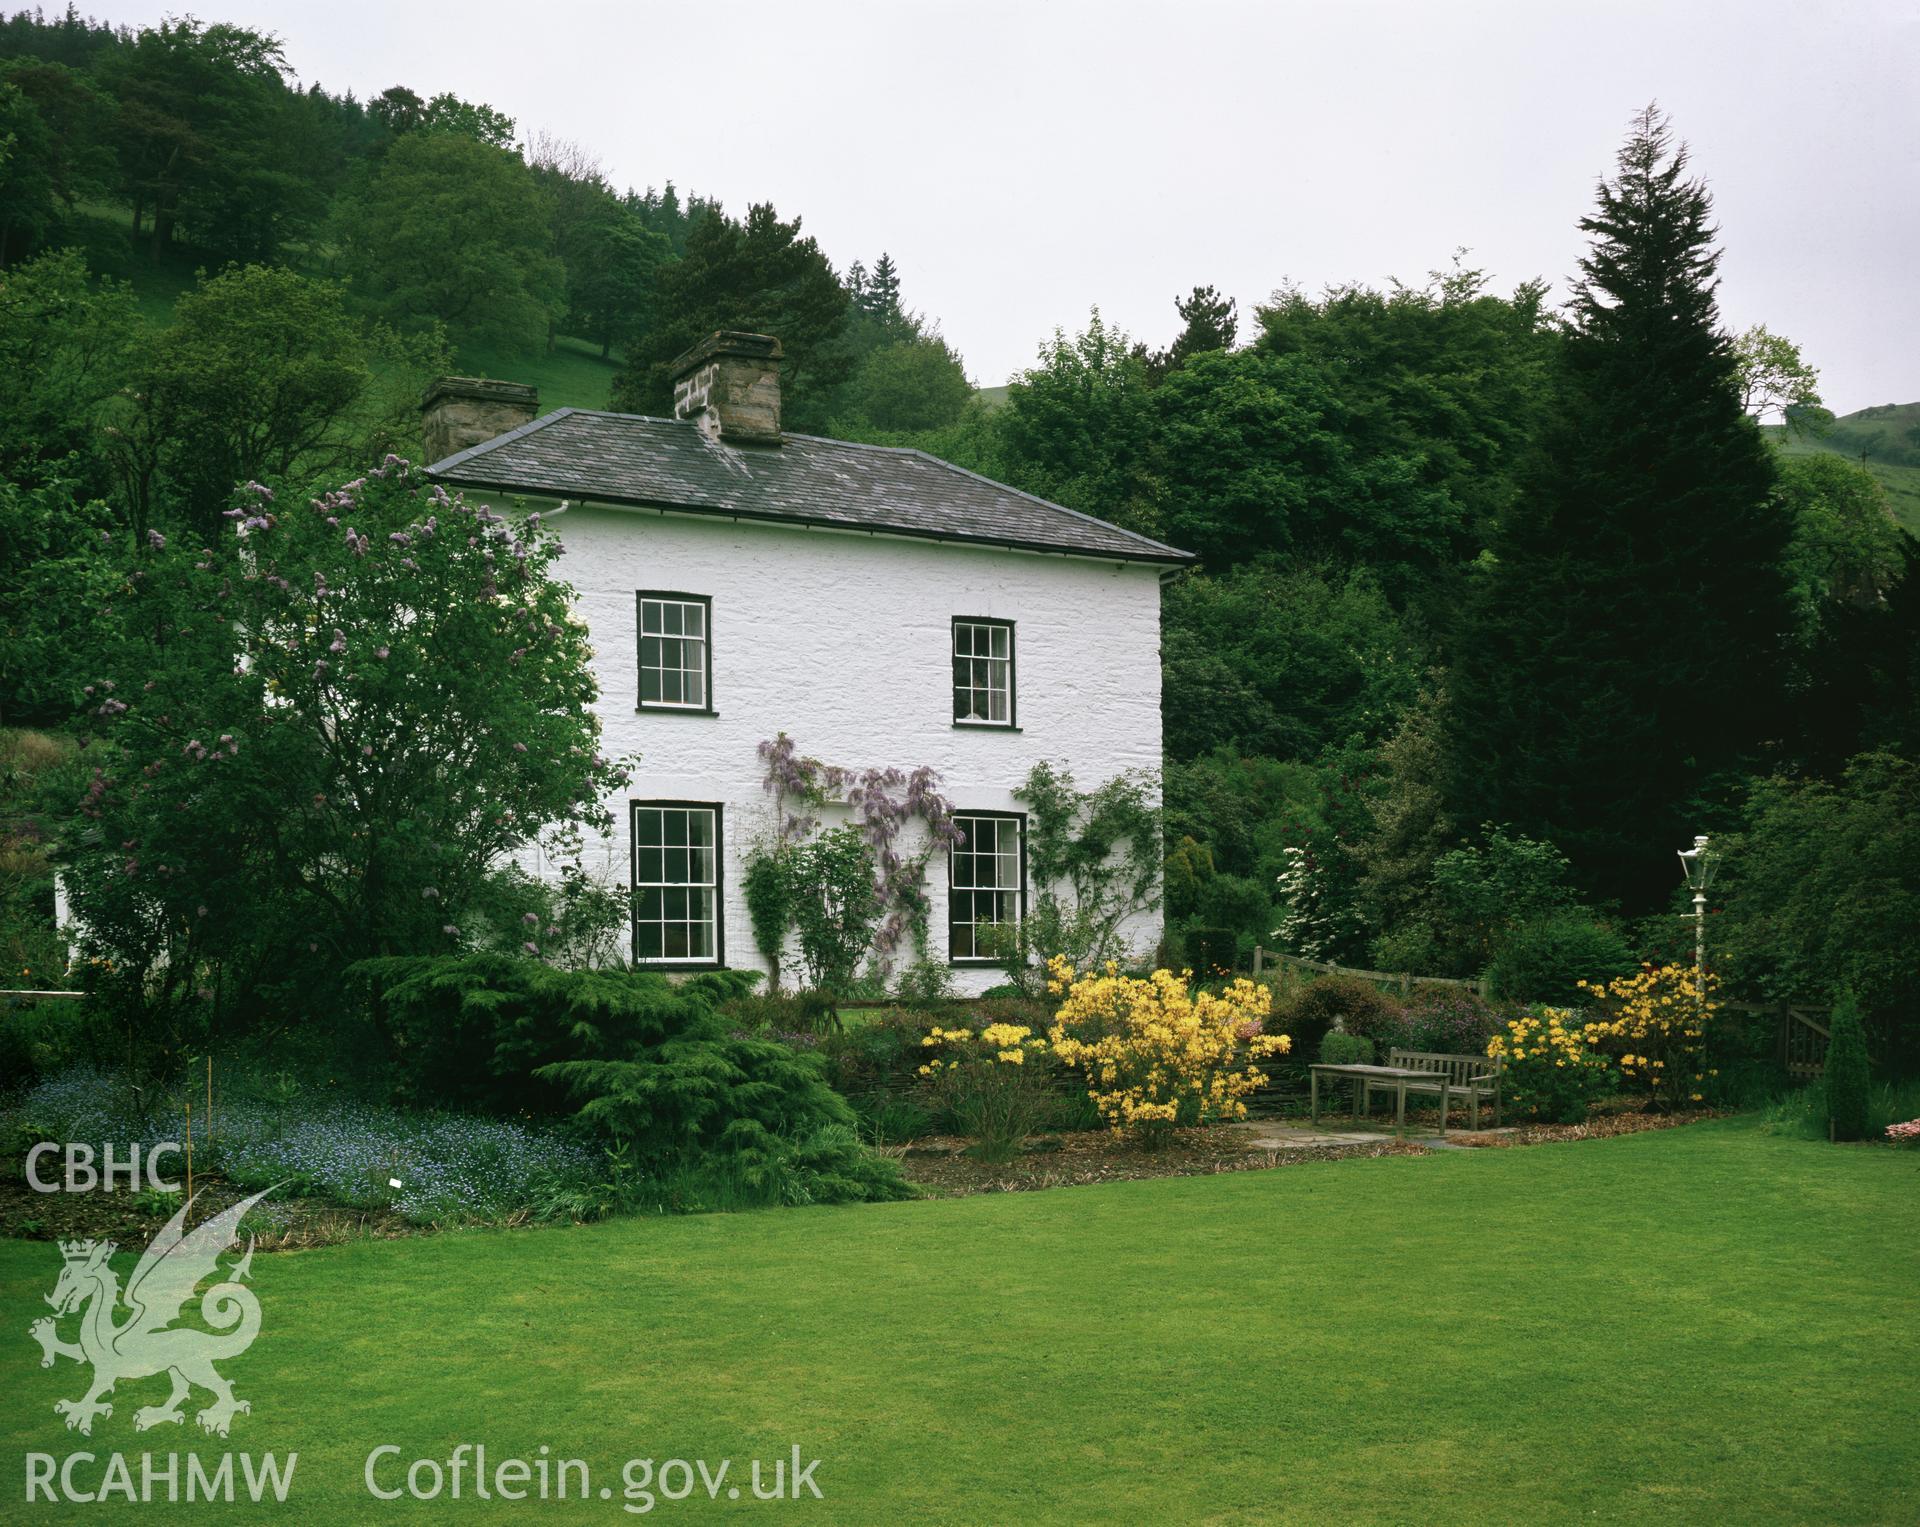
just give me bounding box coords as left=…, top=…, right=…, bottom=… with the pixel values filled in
left=949, top=811, right=1026, bottom=964
left=631, top=801, right=723, bottom=967
left=637, top=592, right=712, bottom=712
left=952, top=617, right=1015, bottom=728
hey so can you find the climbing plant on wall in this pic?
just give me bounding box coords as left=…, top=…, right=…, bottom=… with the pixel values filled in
left=748, top=733, right=962, bottom=985
left=982, top=761, right=1163, bottom=993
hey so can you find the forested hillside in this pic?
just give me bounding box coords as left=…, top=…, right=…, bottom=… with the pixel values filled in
left=2, top=9, right=1915, bottom=1064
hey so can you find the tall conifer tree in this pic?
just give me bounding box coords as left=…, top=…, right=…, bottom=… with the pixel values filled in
left=1446, top=107, right=1791, bottom=909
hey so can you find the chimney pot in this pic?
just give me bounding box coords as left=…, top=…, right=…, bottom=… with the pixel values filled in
left=421, top=377, right=539, bottom=465
left=669, top=332, right=783, bottom=445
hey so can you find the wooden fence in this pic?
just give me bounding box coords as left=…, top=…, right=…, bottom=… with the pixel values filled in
left=1722, top=999, right=1834, bottom=1081
left=1251, top=948, right=1490, bottom=999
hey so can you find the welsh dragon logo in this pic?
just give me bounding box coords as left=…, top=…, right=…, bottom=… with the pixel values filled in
left=28, top=1187, right=275, bottom=1438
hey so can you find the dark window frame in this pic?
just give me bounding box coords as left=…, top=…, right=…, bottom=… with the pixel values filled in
left=950, top=616, right=1018, bottom=731
left=635, top=590, right=717, bottom=716
left=630, top=799, right=726, bottom=970
left=947, top=808, right=1028, bottom=967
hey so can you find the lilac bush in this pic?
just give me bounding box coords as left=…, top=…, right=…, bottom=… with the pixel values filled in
left=61, top=460, right=631, bottom=1053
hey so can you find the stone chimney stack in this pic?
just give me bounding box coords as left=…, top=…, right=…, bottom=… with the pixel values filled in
left=670, top=332, right=783, bottom=445
left=420, top=378, right=540, bottom=465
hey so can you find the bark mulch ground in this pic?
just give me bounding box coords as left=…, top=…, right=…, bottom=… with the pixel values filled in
left=897, top=1102, right=1723, bottom=1197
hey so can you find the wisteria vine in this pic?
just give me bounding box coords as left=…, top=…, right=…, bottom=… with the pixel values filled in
left=755, top=733, right=962, bottom=971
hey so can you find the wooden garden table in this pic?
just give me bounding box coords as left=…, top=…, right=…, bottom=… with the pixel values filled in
left=1309, top=1063, right=1451, bottom=1136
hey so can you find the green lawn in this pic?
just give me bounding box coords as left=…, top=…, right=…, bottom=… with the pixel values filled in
left=3, top=1122, right=1916, bottom=1521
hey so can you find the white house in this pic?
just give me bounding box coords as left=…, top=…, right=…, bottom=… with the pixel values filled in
left=423, top=332, right=1192, bottom=994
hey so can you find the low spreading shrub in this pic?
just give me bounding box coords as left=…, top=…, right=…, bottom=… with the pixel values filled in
left=1398, top=986, right=1503, bottom=1056
left=357, top=953, right=763, bottom=1116
left=1048, top=958, right=1290, bottom=1139
left=359, top=953, right=905, bottom=1201
left=1485, top=1009, right=1614, bottom=1123
left=719, top=1123, right=915, bottom=1206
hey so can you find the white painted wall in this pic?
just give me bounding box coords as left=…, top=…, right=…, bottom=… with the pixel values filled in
left=540, top=502, right=1168, bottom=994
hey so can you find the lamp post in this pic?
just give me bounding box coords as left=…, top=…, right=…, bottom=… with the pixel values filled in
left=1676, top=834, right=1718, bottom=981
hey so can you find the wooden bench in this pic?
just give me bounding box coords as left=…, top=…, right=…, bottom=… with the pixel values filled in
left=1370, top=1049, right=1503, bottom=1130
left=1311, top=1064, right=1452, bottom=1136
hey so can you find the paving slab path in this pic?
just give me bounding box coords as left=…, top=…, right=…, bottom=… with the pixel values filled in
left=1230, top=1120, right=1524, bottom=1151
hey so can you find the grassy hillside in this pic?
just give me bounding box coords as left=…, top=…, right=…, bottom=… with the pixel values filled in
left=455, top=336, right=621, bottom=413
left=1771, top=401, right=1920, bottom=533
left=69, top=206, right=623, bottom=416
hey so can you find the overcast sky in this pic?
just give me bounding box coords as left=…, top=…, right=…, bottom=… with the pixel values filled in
left=91, top=0, right=1920, bottom=412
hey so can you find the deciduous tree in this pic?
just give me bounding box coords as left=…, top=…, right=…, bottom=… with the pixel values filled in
left=335, top=130, right=562, bottom=353
left=102, top=263, right=445, bottom=539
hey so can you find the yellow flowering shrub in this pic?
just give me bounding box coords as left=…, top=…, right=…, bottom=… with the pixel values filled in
left=1578, top=963, right=1719, bottom=1111
left=1045, top=956, right=1290, bottom=1138
left=1486, top=1008, right=1613, bottom=1123
left=917, top=1023, right=1053, bottom=1161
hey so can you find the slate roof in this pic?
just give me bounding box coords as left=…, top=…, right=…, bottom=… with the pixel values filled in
left=425, top=408, right=1194, bottom=565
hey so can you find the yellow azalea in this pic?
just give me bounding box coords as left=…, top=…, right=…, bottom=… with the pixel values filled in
left=1048, top=960, right=1288, bottom=1137
left=1581, top=963, right=1715, bottom=1110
